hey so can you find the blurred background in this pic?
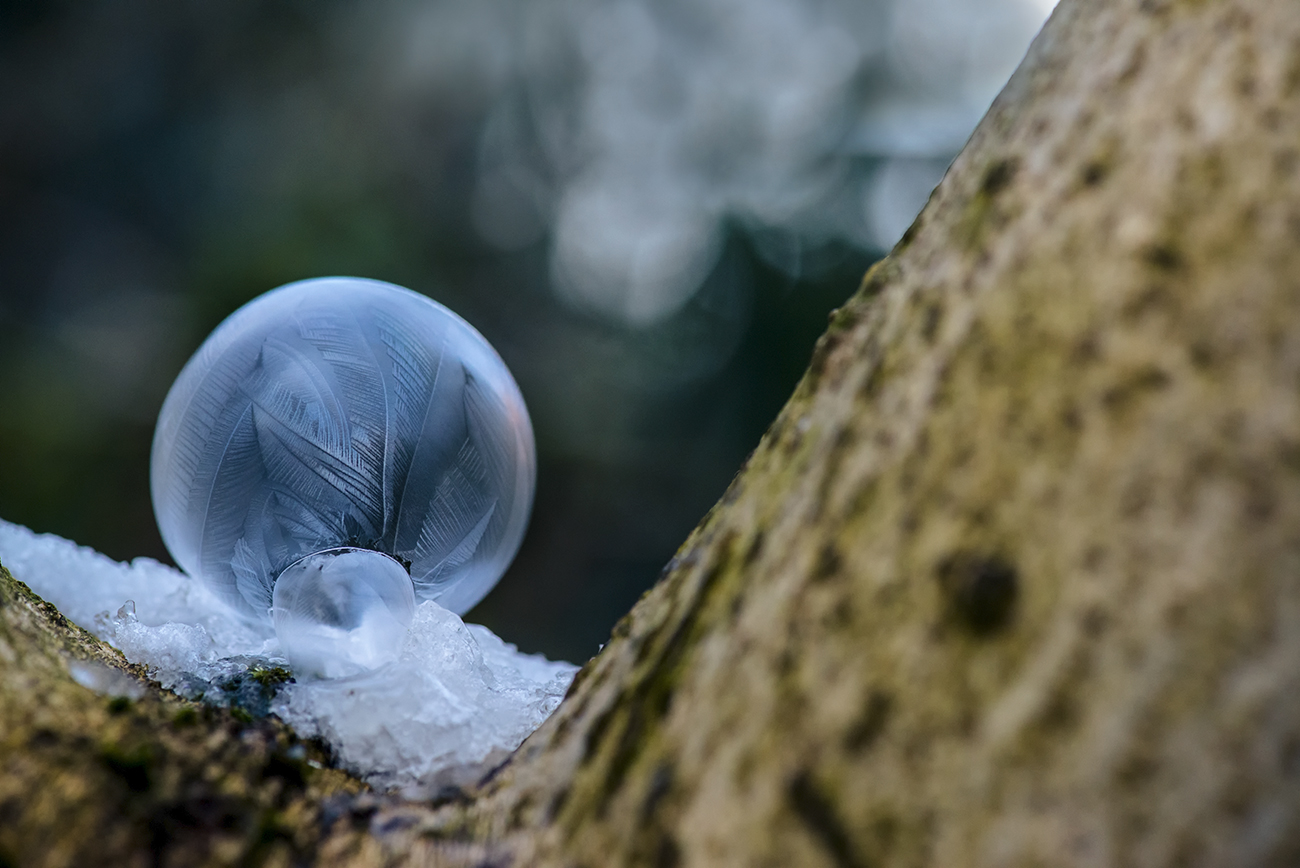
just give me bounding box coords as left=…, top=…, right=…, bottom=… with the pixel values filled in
left=0, top=0, right=1054, bottom=662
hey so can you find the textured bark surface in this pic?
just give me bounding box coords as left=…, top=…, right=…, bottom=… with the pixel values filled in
left=0, top=564, right=360, bottom=867
left=5, top=0, right=1300, bottom=864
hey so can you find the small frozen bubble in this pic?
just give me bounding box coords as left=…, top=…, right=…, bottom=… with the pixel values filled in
left=272, top=548, right=416, bottom=679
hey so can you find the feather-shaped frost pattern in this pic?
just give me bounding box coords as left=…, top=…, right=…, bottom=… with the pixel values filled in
left=462, top=371, right=519, bottom=551
left=392, top=357, right=470, bottom=554
left=245, top=335, right=384, bottom=526
left=372, top=307, right=447, bottom=550
left=195, top=400, right=267, bottom=615
left=413, top=503, right=496, bottom=593
left=231, top=536, right=274, bottom=615
left=151, top=278, right=536, bottom=622
left=295, top=310, right=391, bottom=516
left=410, top=439, right=494, bottom=563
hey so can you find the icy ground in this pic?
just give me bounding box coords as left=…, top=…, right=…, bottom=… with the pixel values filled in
left=0, top=520, right=577, bottom=790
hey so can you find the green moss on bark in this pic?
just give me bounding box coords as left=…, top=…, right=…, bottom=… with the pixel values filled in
left=0, top=562, right=363, bottom=868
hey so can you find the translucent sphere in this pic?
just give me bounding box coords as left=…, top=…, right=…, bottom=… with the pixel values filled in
left=272, top=548, right=416, bottom=678
left=151, top=277, right=535, bottom=672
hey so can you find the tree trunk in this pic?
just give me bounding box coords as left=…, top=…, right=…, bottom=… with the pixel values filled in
left=6, top=0, right=1300, bottom=864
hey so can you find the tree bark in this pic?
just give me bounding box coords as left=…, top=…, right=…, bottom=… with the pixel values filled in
left=6, top=0, right=1300, bottom=864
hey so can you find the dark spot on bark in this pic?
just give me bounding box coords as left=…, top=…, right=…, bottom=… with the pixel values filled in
left=860, top=365, right=883, bottom=401
left=27, top=728, right=58, bottom=748
left=1277, top=439, right=1300, bottom=472
left=582, top=706, right=617, bottom=764
left=776, top=648, right=797, bottom=676
left=1119, top=42, right=1147, bottom=80
left=921, top=303, right=943, bottom=342
left=101, top=742, right=154, bottom=793
left=1189, top=340, right=1215, bottom=370
left=147, top=794, right=247, bottom=862
left=1039, top=691, right=1078, bottom=732
left=107, top=695, right=133, bottom=714
left=654, top=834, right=682, bottom=868
left=1143, top=243, right=1183, bottom=272
left=744, top=531, right=765, bottom=566
left=937, top=553, right=1019, bottom=637
left=981, top=159, right=1018, bottom=197
left=1071, top=330, right=1102, bottom=361
left=172, top=706, right=199, bottom=727
left=640, top=763, right=674, bottom=821
left=827, top=597, right=854, bottom=628
left=1243, top=469, right=1277, bottom=523
left=1115, top=752, right=1159, bottom=787
left=813, top=544, right=842, bottom=582
left=1103, top=366, right=1172, bottom=413
left=1081, top=161, right=1109, bottom=186
left=788, top=771, right=868, bottom=868
left=546, top=786, right=570, bottom=822
left=260, top=753, right=306, bottom=788
left=1081, top=607, right=1109, bottom=636
left=844, top=690, right=893, bottom=752
left=348, top=796, right=380, bottom=822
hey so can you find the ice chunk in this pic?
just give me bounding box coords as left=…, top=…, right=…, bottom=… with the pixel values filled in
left=0, top=520, right=577, bottom=787
left=67, top=660, right=145, bottom=700
left=274, top=600, right=576, bottom=788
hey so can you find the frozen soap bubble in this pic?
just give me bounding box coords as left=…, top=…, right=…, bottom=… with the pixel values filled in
left=151, top=277, right=536, bottom=678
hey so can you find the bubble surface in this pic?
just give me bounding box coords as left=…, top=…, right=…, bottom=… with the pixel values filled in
left=151, top=277, right=536, bottom=638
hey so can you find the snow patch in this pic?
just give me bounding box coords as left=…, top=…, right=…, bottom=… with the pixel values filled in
left=0, top=520, right=577, bottom=789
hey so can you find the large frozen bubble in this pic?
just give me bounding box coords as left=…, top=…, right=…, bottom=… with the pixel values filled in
left=151, top=277, right=536, bottom=672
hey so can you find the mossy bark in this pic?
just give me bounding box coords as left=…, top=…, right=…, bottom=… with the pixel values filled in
left=6, top=0, right=1300, bottom=864
left=0, top=564, right=360, bottom=867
